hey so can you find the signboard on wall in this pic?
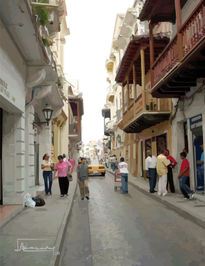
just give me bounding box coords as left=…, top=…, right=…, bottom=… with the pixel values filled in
left=190, top=114, right=202, bottom=131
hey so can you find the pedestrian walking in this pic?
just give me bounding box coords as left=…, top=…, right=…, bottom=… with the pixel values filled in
left=77, top=157, right=89, bottom=200
left=105, top=158, right=109, bottom=168
left=178, top=152, right=195, bottom=199
left=69, top=157, right=75, bottom=173
left=145, top=150, right=157, bottom=193
left=41, top=153, right=54, bottom=195
left=165, top=149, right=177, bottom=193
left=118, top=157, right=128, bottom=194
left=54, top=155, right=72, bottom=197
left=156, top=149, right=171, bottom=196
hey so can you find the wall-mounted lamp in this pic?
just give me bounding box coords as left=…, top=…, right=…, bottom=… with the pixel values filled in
left=33, top=104, right=53, bottom=127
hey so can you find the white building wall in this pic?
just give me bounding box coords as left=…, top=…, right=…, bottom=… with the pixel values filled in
left=0, top=20, right=26, bottom=204
left=25, top=105, right=35, bottom=194
left=172, top=89, right=205, bottom=191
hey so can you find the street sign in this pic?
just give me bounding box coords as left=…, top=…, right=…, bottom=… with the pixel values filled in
left=190, top=114, right=202, bottom=131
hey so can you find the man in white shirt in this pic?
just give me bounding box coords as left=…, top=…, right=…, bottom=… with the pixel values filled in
left=118, top=157, right=129, bottom=194
left=145, top=150, right=157, bottom=193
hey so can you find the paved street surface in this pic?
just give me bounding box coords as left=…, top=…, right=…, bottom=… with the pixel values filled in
left=60, top=173, right=205, bottom=266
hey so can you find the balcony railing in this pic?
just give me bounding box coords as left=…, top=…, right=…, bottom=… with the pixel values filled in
left=120, top=91, right=171, bottom=130
left=152, top=36, right=179, bottom=85
left=152, top=1, right=205, bottom=87
left=181, top=1, right=205, bottom=57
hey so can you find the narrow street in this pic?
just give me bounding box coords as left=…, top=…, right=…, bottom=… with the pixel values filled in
left=60, top=173, right=205, bottom=266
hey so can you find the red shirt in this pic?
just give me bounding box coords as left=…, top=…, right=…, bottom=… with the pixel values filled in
left=180, top=158, right=190, bottom=177
left=167, top=155, right=177, bottom=167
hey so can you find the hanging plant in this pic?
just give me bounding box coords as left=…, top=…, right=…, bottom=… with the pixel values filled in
left=32, top=0, right=49, bottom=26
left=42, top=38, right=50, bottom=47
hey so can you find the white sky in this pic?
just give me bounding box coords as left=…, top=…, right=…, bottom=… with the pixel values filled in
left=64, top=0, right=134, bottom=144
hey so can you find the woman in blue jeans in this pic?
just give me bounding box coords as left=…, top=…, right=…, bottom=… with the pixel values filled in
left=41, top=153, right=53, bottom=195
left=118, top=157, right=128, bottom=194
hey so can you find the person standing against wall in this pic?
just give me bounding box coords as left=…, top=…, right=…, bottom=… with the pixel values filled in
left=156, top=149, right=171, bottom=196
left=145, top=150, right=157, bottom=193
left=118, top=157, right=129, bottom=194
left=77, top=157, right=89, bottom=200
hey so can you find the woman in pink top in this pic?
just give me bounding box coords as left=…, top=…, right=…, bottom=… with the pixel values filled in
left=54, top=155, right=72, bottom=197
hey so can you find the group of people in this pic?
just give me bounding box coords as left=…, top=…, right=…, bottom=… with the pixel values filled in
left=41, top=154, right=90, bottom=200
left=145, top=148, right=195, bottom=199
left=41, top=153, right=74, bottom=197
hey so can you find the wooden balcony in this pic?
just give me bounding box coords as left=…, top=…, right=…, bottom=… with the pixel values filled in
left=118, top=92, right=171, bottom=133
left=151, top=0, right=205, bottom=98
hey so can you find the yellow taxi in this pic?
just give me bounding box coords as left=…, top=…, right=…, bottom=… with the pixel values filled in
left=88, top=163, right=106, bottom=176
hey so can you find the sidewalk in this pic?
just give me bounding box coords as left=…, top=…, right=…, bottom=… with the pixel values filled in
left=0, top=174, right=77, bottom=266
left=107, top=169, right=205, bottom=229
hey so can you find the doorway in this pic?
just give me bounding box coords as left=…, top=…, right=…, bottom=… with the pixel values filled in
left=156, top=134, right=167, bottom=155
left=192, top=127, right=204, bottom=191
left=0, top=108, right=3, bottom=204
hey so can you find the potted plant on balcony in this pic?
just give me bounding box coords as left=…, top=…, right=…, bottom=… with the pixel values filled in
left=32, top=0, right=49, bottom=26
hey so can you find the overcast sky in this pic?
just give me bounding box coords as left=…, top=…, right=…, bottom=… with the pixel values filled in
left=64, top=0, right=134, bottom=145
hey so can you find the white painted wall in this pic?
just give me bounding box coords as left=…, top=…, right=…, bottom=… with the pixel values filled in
left=0, top=20, right=27, bottom=204
left=0, top=19, right=26, bottom=113
left=172, top=88, right=205, bottom=191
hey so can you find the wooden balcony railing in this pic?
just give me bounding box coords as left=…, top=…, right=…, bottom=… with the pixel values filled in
left=144, top=91, right=171, bottom=112
left=151, top=1, right=205, bottom=87
left=152, top=36, right=179, bottom=85
left=121, top=91, right=171, bottom=129
left=181, top=1, right=205, bottom=56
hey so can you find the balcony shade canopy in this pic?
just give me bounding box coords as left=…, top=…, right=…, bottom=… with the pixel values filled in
left=69, top=99, right=84, bottom=116
left=123, top=112, right=170, bottom=133
left=139, top=0, right=188, bottom=23
left=115, top=35, right=169, bottom=84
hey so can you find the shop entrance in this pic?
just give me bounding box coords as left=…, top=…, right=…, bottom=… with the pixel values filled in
left=190, top=114, right=204, bottom=191
left=0, top=108, right=2, bottom=204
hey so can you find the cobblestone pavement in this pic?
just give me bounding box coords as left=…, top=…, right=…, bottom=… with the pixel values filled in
left=60, top=173, right=205, bottom=266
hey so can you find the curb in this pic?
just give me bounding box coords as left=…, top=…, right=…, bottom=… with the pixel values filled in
left=50, top=176, right=78, bottom=266
left=107, top=170, right=205, bottom=230
left=128, top=180, right=205, bottom=230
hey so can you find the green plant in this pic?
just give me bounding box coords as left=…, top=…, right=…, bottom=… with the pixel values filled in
left=42, top=38, right=50, bottom=47
left=33, top=0, right=49, bottom=26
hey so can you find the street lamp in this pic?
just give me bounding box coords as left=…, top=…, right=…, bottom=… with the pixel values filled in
left=33, top=104, right=53, bottom=127
left=43, top=104, right=53, bottom=125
